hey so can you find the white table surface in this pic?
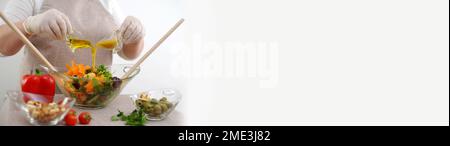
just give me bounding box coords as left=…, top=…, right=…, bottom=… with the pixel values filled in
left=0, top=94, right=185, bottom=126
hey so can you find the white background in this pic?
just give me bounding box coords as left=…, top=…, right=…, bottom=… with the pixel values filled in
left=1, top=0, right=449, bottom=126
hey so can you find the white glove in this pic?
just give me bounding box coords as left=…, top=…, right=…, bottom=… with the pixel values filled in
left=24, top=9, right=73, bottom=40
left=119, top=16, right=145, bottom=44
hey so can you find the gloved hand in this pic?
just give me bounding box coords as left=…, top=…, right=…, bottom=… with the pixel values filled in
left=24, top=9, right=72, bottom=40
left=119, top=16, right=145, bottom=44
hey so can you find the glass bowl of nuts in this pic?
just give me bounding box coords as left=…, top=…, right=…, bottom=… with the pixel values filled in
left=130, top=89, right=181, bottom=120
left=6, top=91, right=75, bottom=126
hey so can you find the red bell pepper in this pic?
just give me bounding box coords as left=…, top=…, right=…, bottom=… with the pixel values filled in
left=21, top=69, right=56, bottom=103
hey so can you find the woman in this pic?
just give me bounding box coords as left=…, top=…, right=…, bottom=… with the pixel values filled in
left=0, top=0, right=145, bottom=74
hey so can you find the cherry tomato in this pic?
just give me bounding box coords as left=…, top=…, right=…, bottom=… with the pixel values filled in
left=65, top=114, right=77, bottom=126
left=78, top=112, right=92, bottom=125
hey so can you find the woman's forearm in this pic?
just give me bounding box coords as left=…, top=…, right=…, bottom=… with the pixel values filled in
left=0, top=21, right=29, bottom=56
left=120, top=38, right=144, bottom=60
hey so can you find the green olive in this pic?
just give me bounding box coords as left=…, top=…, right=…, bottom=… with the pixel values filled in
left=143, top=106, right=152, bottom=112
left=147, top=102, right=154, bottom=107
left=161, top=104, right=168, bottom=113
left=166, top=102, right=173, bottom=108
left=142, top=102, right=152, bottom=109
left=153, top=104, right=162, bottom=114
left=136, top=96, right=174, bottom=117
left=135, top=100, right=145, bottom=107
left=151, top=107, right=156, bottom=112
left=159, top=101, right=169, bottom=107
left=150, top=98, right=158, bottom=104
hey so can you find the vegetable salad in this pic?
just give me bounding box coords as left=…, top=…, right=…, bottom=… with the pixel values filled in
left=64, top=61, right=122, bottom=106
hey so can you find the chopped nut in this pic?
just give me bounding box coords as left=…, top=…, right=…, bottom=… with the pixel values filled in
left=26, top=100, right=66, bottom=123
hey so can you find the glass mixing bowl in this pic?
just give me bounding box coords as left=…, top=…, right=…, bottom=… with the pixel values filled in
left=38, top=64, right=140, bottom=109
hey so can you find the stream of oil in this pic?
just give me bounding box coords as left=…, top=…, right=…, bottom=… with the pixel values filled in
left=67, top=37, right=118, bottom=69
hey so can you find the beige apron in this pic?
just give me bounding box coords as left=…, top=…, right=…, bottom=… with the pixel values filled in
left=22, top=0, right=118, bottom=75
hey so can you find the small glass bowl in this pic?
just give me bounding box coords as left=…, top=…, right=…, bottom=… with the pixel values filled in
left=130, top=89, right=181, bottom=121
left=6, top=91, right=75, bottom=126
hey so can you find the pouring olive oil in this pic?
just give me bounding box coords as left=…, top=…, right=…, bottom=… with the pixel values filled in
left=96, top=39, right=119, bottom=49
left=66, top=34, right=120, bottom=69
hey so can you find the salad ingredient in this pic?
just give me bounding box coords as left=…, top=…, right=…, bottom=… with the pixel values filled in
left=62, top=110, right=92, bottom=125
left=111, top=109, right=147, bottom=126
left=78, top=112, right=92, bottom=124
left=91, top=47, right=97, bottom=68
left=67, top=109, right=77, bottom=116
left=67, top=35, right=118, bottom=69
left=112, top=77, right=122, bottom=89
left=64, top=109, right=77, bottom=126
left=96, top=39, right=119, bottom=49
left=65, top=61, right=91, bottom=77
left=64, top=61, right=121, bottom=106
left=21, top=69, right=56, bottom=103
left=67, top=37, right=92, bottom=52
left=135, top=93, right=173, bottom=117
left=64, top=114, right=77, bottom=126
left=26, top=100, right=66, bottom=123
left=66, top=36, right=98, bottom=68
left=111, top=110, right=125, bottom=121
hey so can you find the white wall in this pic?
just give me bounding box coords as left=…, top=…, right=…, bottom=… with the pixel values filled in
left=179, top=0, right=449, bottom=125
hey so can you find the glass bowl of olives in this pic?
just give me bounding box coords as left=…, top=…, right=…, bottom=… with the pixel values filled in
left=130, top=89, right=181, bottom=120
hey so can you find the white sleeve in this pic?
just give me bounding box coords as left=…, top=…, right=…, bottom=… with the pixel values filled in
left=0, top=0, right=37, bottom=57
left=0, top=0, right=36, bottom=25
